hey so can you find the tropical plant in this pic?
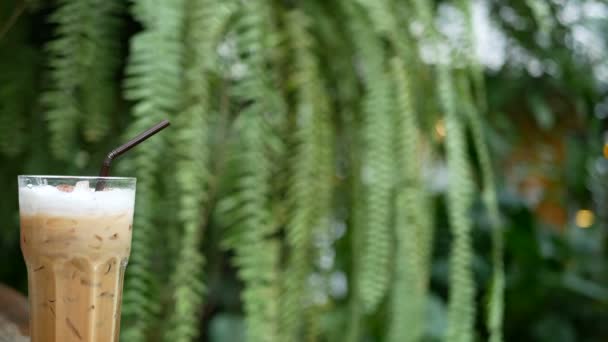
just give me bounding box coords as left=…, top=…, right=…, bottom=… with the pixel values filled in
left=0, top=0, right=606, bottom=341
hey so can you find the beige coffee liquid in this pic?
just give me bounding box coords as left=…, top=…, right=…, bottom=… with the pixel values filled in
left=21, top=213, right=132, bottom=342
left=19, top=182, right=135, bottom=342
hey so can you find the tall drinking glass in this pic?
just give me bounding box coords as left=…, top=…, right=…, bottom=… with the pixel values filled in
left=18, top=176, right=136, bottom=342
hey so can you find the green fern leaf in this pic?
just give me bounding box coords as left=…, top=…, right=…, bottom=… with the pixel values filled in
left=346, top=3, right=394, bottom=314
left=457, top=73, right=504, bottom=342
left=163, top=106, right=208, bottom=342
left=163, top=1, right=235, bottom=341
left=41, top=0, right=123, bottom=159
left=220, top=112, right=281, bottom=342
left=216, top=2, right=284, bottom=340
left=456, top=0, right=488, bottom=115
left=356, top=0, right=436, bottom=338
left=121, top=1, right=186, bottom=341
left=440, top=66, right=475, bottom=342
left=388, top=55, right=431, bottom=342
left=410, top=2, right=477, bottom=341
left=280, top=9, right=334, bottom=341
left=453, top=2, right=504, bottom=339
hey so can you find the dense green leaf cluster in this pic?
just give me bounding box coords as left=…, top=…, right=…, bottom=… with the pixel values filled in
left=0, top=0, right=524, bottom=341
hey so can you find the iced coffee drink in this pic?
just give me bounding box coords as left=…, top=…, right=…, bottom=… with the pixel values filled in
left=18, top=176, right=136, bottom=342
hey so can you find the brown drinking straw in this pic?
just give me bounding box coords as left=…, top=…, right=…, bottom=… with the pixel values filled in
left=95, top=119, right=170, bottom=191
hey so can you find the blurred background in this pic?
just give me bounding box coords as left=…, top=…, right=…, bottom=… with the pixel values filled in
left=0, top=0, right=607, bottom=341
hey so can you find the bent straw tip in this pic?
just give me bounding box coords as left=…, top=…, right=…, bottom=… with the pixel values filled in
left=96, top=118, right=171, bottom=186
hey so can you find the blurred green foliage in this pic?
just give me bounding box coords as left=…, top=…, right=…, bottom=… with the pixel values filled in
left=0, top=0, right=607, bottom=341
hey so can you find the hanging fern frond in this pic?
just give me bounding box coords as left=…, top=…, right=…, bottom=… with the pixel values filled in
left=163, top=1, right=235, bottom=341
left=486, top=199, right=505, bottom=342
left=281, top=9, right=319, bottom=340
left=121, top=1, right=186, bottom=341
left=314, top=101, right=334, bottom=231
left=41, top=0, right=123, bottom=158
left=411, top=2, right=476, bottom=341
left=345, top=3, right=394, bottom=314
left=163, top=107, right=208, bottom=342
left=280, top=9, right=334, bottom=341
left=387, top=55, right=430, bottom=342
left=456, top=0, right=488, bottom=117
left=457, top=73, right=504, bottom=342
left=440, top=66, right=475, bottom=342
left=455, top=2, right=504, bottom=338
left=309, top=110, right=334, bottom=341
left=356, top=0, right=436, bottom=339
left=41, top=0, right=86, bottom=159
left=80, top=0, right=123, bottom=142
left=346, top=186, right=366, bottom=342
left=216, top=1, right=283, bottom=340
left=219, top=112, right=280, bottom=342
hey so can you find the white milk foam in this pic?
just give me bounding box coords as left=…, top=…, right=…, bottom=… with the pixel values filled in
left=19, top=182, right=135, bottom=216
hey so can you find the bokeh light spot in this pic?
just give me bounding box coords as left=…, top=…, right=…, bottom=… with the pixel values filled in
left=575, top=209, right=594, bottom=228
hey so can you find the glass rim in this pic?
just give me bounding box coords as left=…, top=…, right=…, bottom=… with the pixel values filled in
left=18, top=175, right=136, bottom=181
